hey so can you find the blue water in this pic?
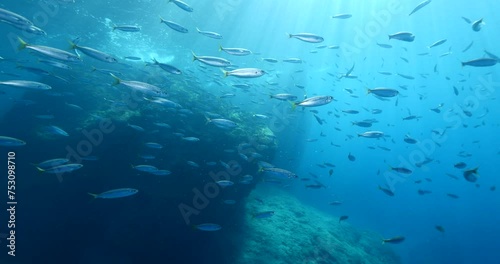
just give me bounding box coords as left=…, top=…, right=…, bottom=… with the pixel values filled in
left=1, top=0, right=499, bottom=263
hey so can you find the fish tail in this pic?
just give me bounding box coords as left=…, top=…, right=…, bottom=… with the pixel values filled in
left=366, top=89, right=371, bottom=95
left=110, top=73, right=120, bottom=85
left=288, top=100, right=297, bottom=111
left=191, top=51, right=197, bottom=62
left=87, top=193, right=98, bottom=199
left=35, top=166, right=45, bottom=173
left=219, top=45, right=223, bottom=52
left=17, top=37, right=28, bottom=50
left=204, top=116, right=211, bottom=125
left=221, top=69, right=228, bottom=78
left=461, top=62, right=465, bottom=67
left=388, top=35, right=391, bottom=40
left=286, top=33, right=291, bottom=38
left=68, top=40, right=77, bottom=50
left=112, top=24, right=116, bottom=31
left=196, top=27, right=201, bottom=32
left=90, top=66, right=96, bottom=72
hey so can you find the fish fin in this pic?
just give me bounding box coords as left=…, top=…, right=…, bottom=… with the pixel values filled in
left=68, top=40, right=77, bottom=50
left=90, top=66, right=96, bottom=72
left=191, top=51, right=197, bottom=62
left=196, top=27, right=201, bottom=32
left=388, top=35, right=391, bottom=40
left=366, top=89, right=371, bottom=95
left=288, top=100, right=297, bottom=111
left=219, top=45, right=223, bottom=52
left=286, top=33, right=291, bottom=38
left=87, top=193, right=98, bottom=199
left=35, top=166, right=45, bottom=173
left=159, top=16, right=164, bottom=23
left=17, top=37, right=28, bottom=50
left=110, top=73, right=120, bottom=85
left=112, top=24, right=116, bottom=31
left=221, top=69, right=228, bottom=78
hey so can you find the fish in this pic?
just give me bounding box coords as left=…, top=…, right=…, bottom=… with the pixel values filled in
left=0, top=136, right=26, bottom=146
left=33, top=158, right=69, bottom=170
left=454, top=162, right=467, bottom=169
left=332, top=14, right=352, bottom=19
left=252, top=211, right=275, bottom=219
left=260, top=167, right=298, bottom=179
left=216, top=180, right=234, bottom=187
left=112, top=24, right=141, bottom=32
left=329, top=169, right=333, bottom=176
left=169, top=0, right=193, bottom=12
left=339, top=215, right=349, bottom=223
left=388, top=32, right=415, bottom=42
left=367, top=88, right=399, bottom=97
left=409, top=0, right=431, bottom=16
left=435, top=225, right=445, bottom=233
left=390, top=167, right=412, bottom=174
left=38, top=59, right=72, bottom=70
left=472, top=18, right=484, bottom=32
left=192, top=52, right=231, bottom=67
left=293, top=96, right=333, bottom=108
left=0, top=80, right=51, bottom=90
left=352, top=121, right=372, bottom=128
left=127, top=124, right=145, bottom=132
left=382, top=236, right=405, bottom=244
left=313, top=114, right=324, bottom=125
left=348, top=153, right=356, bottom=161
left=160, top=17, right=188, bottom=33
left=462, top=41, right=474, bottom=52
left=145, top=142, right=163, bottom=149
left=269, top=94, right=297, bottom=101
left=0, top=8, right=34, bottom=28
left=329, top=201, right=342, bottom=206
left=397, top=73, right=415, bottom=80
left=182, top=137, right=200, bottom=142
left=463, top=167, right=479, bottom=182
left=461, top=58, right=498, bottom=67
left=110, top=73, right=167, bottom=97
left=376, top=43, right=392, bottom=48
left=378, top=186, right=395, bottom=196
left=132, top=165, right=158, bottom=173
left=148, top=58, right=182, bottom=74
left=194, top=223, right=221, bottom=231
left=288, top=33, right=324, bottom=43
left=219, top=45, right=252, bottom=56
left=36, top=163, right=83, bottom=174
left=262, top=58, right=278, bottom=63
left=124, top=56, right=142, bottom=61
left=428, top=39, right=447, bottom=49
left=206, top=118, right=237, bottom=129
left=447, top=193, right=459, bottom=199
left=222, top=68, right=265, bottom=78
left=41, top=125, right=69, bottom=137
left=88, top=188, right=138, bottom=199
left=196, top=27, right=222, bottom=39
left=404, top=135, right=418, bottom=144
left=17, top=38, right=80, bottom=62
left=151, top=169, right=171, bottom=176
left=358, top=131, right=384, bottom=138
left=283, top=58, right=302, bottom=63
left=342, top=110, right=359, bottom=114
left=69, top=41, right=117, bottom=63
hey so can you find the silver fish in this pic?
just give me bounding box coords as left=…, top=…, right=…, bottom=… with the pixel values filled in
left=288, top=33, right=324, bottom=43
left=196, top=27, right=222, bottom=39
left=408, top=0, right=431, bottom=16
left=222, top=68, right=265, bottom=78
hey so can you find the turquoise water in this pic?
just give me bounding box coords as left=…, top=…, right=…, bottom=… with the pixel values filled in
left=1, top=0, right=499, bottom=263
